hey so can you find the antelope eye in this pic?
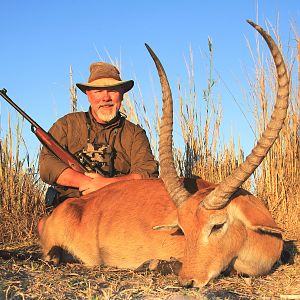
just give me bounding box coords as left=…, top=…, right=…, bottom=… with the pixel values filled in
left=171, top=228, right=184, bottom=236
left=211, top=222, right=225, bottom=234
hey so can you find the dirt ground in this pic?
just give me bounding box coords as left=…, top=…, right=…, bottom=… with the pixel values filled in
left=0, top=232, right=299, bottom=300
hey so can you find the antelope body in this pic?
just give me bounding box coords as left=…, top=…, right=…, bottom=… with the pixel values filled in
left=38, top=21, right=289, bottom=287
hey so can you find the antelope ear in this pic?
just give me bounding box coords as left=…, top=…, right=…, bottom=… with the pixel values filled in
left=153, top=224, right=180, bottom=231
left=153, top=210, right=180, bottom=231
left=153, top=223, right=184, bottom=236
left=230, top=194, right=283, bottom=235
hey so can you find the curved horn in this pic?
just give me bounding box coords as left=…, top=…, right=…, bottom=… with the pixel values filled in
left=145, top=43, right=191, bottom=207
left=202, top=20, right=290, bottom=210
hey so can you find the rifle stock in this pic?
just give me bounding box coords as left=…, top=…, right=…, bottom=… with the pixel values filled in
left=34, top=127, right=88, bottom=173
left=0, top=88, right=88, bottom=174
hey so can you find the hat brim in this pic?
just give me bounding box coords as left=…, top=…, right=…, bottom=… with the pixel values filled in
left=76, top=80, right=134, bottom=94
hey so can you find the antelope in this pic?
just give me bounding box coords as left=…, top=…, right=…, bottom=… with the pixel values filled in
left=38, top=20, right=289, bottom=287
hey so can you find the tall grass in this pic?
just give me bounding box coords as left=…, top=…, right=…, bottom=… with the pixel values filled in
left=0, top=115, right=46, bottom=245
left=176, top=24, right=299, bottom=235
left=248, top=25, right=300, bottom=230
left=177, top=43, right=250, bottom=192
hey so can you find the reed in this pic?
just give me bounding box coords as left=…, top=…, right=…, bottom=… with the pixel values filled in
left=177, top=41, right=251, bottom=191
left=247, top=24, right=300, bottom=232
left=176, top=23, right=299, bottom=235
left=0, top=115, right=46, bottom=245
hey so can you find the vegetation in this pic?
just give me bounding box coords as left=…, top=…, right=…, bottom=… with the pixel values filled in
left=173, top=25, right=300, bottom=236
left=0, top=22, right=299, bottom=299
left=0, top=115, right=46, bottom=246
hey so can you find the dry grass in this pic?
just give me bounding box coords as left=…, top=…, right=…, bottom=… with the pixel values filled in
left=247, top=24, right=300, bottom=233
left=0, top=21, right=299, bottom=299
left=0, top=238, right=299, bottom=299
left=176, top=23, right=300, bottom=235
left=0, top=116, right=46, bottom=245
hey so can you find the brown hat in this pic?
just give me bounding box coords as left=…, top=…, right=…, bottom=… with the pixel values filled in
left=76, top=62, right=134, bottom=94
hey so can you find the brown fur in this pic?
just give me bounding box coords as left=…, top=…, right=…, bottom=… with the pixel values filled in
left=38, top=178, right=282, bottom=287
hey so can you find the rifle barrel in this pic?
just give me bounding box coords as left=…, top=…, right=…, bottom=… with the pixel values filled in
left=0, top=88, right=41, bottom=129
left=0, top=88, right=92, bottom=174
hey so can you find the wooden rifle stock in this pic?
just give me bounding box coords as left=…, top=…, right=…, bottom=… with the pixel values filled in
left=34, top=127, right=88, bottom=173
left=0, top=88, right=88, bottom=174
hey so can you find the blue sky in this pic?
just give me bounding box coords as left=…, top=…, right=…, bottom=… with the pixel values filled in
left=0, top=0, right=299, bottom=160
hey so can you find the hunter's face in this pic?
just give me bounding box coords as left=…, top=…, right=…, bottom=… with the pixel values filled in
left=86, top=88, right=123, bottom=123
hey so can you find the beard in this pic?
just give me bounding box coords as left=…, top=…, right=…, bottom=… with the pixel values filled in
left=94, top=104, right=118, bottom=123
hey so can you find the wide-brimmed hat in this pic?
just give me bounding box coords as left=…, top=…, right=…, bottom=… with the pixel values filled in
left=76, top=62, right=134, bottom=94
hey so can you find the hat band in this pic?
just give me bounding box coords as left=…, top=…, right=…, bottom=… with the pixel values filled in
left=87, top=78, right=121, bottom=86
left=76, top=77, right=134, bottom=94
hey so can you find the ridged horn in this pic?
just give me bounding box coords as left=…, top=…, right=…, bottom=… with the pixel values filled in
left=145, top=43, right=191, bottom=207
left=202, top=20, right=290, bottom=210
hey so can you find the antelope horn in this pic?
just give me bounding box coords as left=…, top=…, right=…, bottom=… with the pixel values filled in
left=202, top=20, right=290, bottom=210
left=145, top=43, right=191, bottom=207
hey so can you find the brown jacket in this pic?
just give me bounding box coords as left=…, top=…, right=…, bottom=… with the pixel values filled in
left=39, top=110, right=158, bottom=198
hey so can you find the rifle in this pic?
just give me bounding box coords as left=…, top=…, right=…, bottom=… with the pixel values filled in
left=0, top=88, right=100, bottom=174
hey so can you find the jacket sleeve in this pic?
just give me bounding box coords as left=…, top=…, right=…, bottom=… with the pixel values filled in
left=39, top=117, right=70, bottom=185
left=129, top=126, right=159, bottom=179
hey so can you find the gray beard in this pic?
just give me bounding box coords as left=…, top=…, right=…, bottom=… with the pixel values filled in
left=95, top=106, right=118, bottom=123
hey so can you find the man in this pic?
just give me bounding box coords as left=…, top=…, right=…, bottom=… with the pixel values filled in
left=39, top=62, right=158, bottom=207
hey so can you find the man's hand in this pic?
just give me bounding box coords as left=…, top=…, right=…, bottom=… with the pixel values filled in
left=79, top=172, right=115, bottom=195
left=79, top=172, right=143, bottom=196
left=57, top=168, right=143, bottom=196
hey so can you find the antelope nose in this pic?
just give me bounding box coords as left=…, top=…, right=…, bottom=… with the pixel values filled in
left=179, top=278, right=198, bottom=288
